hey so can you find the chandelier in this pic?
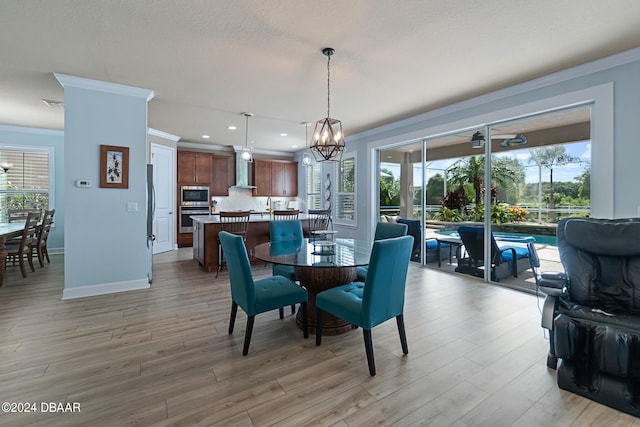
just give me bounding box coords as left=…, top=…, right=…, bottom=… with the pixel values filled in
left=311, top=48, right=345, bottom=162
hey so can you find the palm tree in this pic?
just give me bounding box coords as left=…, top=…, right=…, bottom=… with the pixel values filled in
left=448, top=156, right=520, bottom=205
left=529, top=146, right=579, bottom=221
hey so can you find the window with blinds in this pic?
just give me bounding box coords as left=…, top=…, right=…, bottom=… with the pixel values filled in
left=0, top=149, right=50, bottom=222
left=335, top=155, right=356, bottom=222
left=306, top=163, right=322, bottom=210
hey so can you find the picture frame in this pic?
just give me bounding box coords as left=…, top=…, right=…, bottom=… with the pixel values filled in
left=99, top=144, right=129, bottom=189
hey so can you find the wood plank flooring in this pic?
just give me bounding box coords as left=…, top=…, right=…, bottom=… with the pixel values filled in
left=0, top=249, right=638, bottom=426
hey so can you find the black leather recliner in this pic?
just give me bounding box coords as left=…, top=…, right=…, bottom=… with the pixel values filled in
left=538, top=217, right=640, bottom=417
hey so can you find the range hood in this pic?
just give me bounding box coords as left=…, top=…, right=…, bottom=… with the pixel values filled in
left=230, top=147, right=256, bottom=189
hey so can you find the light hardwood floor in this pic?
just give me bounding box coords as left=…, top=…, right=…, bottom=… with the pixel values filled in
left=0, top=249, right=638, bottom=426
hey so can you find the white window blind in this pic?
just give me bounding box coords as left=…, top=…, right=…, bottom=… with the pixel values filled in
left=306, top=163, right=321, bottom=210
left=336, top=156, right=356, bottom=222
left=0, top=149, right=50, bottom=221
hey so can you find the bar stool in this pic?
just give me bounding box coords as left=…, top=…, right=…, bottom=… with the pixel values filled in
left=306, top=209, right=332, bottom=238
left=216, top=211, right=251, bottom=278
left=272, top=209, right=299, bottom=220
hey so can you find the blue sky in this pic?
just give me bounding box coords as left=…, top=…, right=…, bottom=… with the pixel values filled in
left=382, top=141, right=591, bottom=187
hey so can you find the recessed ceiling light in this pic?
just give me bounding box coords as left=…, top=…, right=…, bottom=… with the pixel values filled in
left=227, top=126, right=237, bottom=130
left=202, top=135, right=210, bottom=139
left=280, top=133, right=288, bottom=137
left=291, top=145, right=298, bottom=149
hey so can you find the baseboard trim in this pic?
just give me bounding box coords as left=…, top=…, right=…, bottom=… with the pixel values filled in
left=62, top=278, right=150, bottom=300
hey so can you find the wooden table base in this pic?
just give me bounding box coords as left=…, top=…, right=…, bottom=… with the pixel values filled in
left=294, top=265, right=357, bottom=335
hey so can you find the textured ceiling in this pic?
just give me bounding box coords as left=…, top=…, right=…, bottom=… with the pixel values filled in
left=1, top=1, right=640, bottom=153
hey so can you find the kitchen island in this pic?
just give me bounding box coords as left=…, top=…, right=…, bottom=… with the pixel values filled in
left=191, top=213, right=310, bottom=273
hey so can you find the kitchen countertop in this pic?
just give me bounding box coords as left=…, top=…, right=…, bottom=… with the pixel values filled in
left=192, top=212, right=310, bottom=224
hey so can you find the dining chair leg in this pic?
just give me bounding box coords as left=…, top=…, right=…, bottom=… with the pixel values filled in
left=228, top=302, right=238, bottom=334
left=242, top=316, right=255, bottom=356
left=363, top=329, right=376, bottom=376
left=27, top=252, right=36, bottom=272
left=301, top=302, right=309, bottom=339
left=216, top=243, right=223, bottom=278
left=279, top=307, right=284, bottom=319
left=18, top=257, right=27, bottom=278
left=396, top=314, right=409, bottom=355
left=44, top=246, right=50, bottom=263
left=315, top=309, right=323, bottom=346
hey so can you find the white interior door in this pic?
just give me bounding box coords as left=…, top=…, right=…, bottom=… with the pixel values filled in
left=151, top=143, right=175, bottom=254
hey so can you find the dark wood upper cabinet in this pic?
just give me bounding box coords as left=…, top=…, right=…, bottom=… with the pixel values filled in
left=252, top=159, right=272, bottom=196
left=210, top=155, right=231, bottom=196
left=177, top=151, right=211, bottom=184
left=252, top=159, right=297, bottom=196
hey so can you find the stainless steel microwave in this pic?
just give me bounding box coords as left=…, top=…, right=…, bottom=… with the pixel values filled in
left=181, top=186, right=209, bottom=206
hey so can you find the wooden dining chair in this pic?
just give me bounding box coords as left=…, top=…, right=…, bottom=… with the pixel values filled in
left=219, top=231, right=308, bottom=355
left=272, top=209, right=300, bottom=220
left=306, top=209, right=332, bottom=238
left=216, top=211, right=251, bottom=278
left=30, top=209, right=55, bottom=267
left=4, top=211, right=41, bottom=278
left=315, top=235, right=414, bottom=375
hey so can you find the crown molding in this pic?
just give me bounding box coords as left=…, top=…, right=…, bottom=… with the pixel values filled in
left=0, top=124, right=64, bottom=136
left=148, top=128, right=180, bottom=142
left=54, top=73, right=154, bottom=101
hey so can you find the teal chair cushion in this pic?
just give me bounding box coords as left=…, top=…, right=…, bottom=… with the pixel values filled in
left=254, top=275, right=308, bottom=314
left=498, top=244, right=530, bottom=261
left=316, top=282, right=365, bottom=325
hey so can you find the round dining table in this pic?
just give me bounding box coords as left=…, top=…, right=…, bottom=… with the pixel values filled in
left=251, top=238, right=373, bottom=335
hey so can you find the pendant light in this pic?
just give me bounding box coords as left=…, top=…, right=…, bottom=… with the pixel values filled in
left=301, top=122, right=312, bottom=166
left=240, top=112, right=253, bottom=162
left=311, top=47, right=345, bottom=162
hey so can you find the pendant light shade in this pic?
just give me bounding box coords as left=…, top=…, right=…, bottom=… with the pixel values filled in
left=311, top=48, right=345, bottom=162
left=241, top=112, right=253, bottom=162
left=301, top=122, right=312, bottom=166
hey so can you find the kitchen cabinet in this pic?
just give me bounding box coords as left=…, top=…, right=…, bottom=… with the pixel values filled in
left=177, top=151, right=211, bottom=184
left=210, top=155, right=231, bottom=196
left=272, top=161, right=298, bottom=196
left=252, top=159, right=297, bottom=196
left=252, top=159, right=272, bottom=196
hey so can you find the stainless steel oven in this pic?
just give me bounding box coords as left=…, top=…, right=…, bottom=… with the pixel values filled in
left=181, top=185, right=210, bottom=206
left=179, top=206, right=210, bottom=233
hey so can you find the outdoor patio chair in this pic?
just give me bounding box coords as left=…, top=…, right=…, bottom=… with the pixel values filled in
left=455, top=225, right=531, bottom=281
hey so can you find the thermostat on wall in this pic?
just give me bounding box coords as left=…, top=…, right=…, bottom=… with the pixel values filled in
left=75, top=179, right=92, bottom=188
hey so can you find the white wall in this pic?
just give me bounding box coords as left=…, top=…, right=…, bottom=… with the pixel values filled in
left=298, top=48, right=640, bottom=240
left=57, top=74, right=154, bottom=299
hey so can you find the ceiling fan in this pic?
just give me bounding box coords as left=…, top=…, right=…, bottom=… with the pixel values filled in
left=491, top=133, right=528, bottom=148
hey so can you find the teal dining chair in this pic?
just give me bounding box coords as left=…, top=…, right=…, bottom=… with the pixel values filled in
left=356, top=221, right=408, bottom=281
left=218, top=231, right=309, bottom=355
left=270, top=220, right=304, bottom=315
left=315, top=235, right=414, bottom=375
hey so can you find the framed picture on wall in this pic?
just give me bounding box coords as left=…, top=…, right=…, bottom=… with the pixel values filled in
left=99, top=144, right=129, bottom=189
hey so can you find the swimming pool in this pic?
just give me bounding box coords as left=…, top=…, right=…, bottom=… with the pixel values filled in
left=435, top=229, right=558, bottom=247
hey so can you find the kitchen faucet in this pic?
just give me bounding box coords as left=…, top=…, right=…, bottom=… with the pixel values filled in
left=266, top=196, right=272, bottom=214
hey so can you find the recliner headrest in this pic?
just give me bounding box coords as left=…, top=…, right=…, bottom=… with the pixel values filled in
left=563, top=218, right=640, bottom=257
